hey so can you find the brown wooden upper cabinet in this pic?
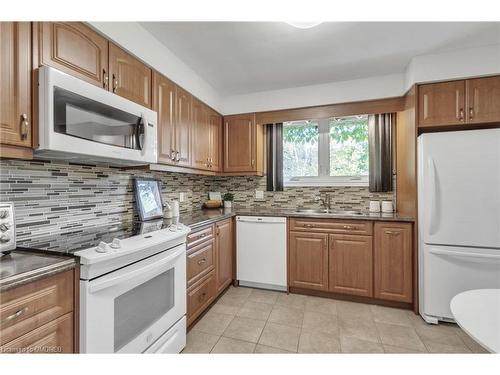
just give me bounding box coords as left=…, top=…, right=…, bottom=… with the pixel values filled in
left=37, top=22, right=152, bottom=108
left=38, top=22, right=109, bottom=89
left=192, top=98, right=211, bottom=170
left=329, top=234, right=373, bottom=297
left=0, top=22, right=32, bottom=150
left=215, top=219, right=234, bottom=294
left=418, top=76, right=500, bottom=127
left=466, top=76, right=500, bottom=124
left=108, top=43, right=152, bottom=108
left=223, top=113, right=265, bottom=174
left=208, top=110, right=222, bottom=172
left=288, top=231, right=329, bottom=291
left=374, top=222, right=413, bottom=303
left=175, top=86, right=192, bottom=167
left=153, top=72, right=176, bottom=165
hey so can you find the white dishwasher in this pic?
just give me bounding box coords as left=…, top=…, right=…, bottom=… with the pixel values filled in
left=236, top=216, right=287, bottom=291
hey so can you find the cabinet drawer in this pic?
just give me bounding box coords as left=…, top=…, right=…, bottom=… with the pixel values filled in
left=187, top=225, right=214, bottom=248
left=290, top=218, right=373, bottom=235
left=0, top=312, right=73, bottom=354
left=187, top=240, right=215, bottom=287
left=187, top=271, right=216, bottom=327
left=0, top=270, right=74, bottom=346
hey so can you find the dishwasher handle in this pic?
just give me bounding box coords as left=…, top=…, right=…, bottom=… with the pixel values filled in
left=236, top=216, right=286, bottom=224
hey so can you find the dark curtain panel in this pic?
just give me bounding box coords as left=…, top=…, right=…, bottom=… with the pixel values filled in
left=266, top=123, right=284, bottom=191
left=368, top=113, right=394, bottom=192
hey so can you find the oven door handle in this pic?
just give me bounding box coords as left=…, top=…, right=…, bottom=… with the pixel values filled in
left=89, top=246, right=184, bottom=294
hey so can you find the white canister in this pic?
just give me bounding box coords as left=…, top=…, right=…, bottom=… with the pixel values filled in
left=171, top=200, right=180, bottom=217
left=369, top=200, right=381, bottom=213
left=381, top=200, right=394, bottom=213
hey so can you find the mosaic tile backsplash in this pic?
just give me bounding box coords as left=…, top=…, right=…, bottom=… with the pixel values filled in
left=0, top=159, right=394, bottom=241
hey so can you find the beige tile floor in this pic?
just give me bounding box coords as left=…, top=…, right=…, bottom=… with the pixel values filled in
left=183, top=286, right=489, bottom=354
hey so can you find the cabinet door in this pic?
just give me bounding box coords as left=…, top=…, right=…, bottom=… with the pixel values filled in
left=289, top=232, right=329, bottom=291
left=153, top=72, right=176, bottom=165
left=0, top=22, right=31, bottom=148
left=0, top=313, right=73, bottom=354
left=191, top=99, right=211, bottom=170
left=109, top=43, right=152, bottom=108
left=466, top=76, right=500, bottom=124
left=329, top=234, right=373, bottom=297
left=418, top=80, right=466, bottom=127
left=175, top=86, right=192, bottom=167
left=223, top=114, right=256, bottom=172
left=374, top=222, right=413, bottom=303
left=215, top=219, right=233, bottom=294
left=39, top=22, right=108, bottom=88
left=209, top=110, right=222, bottom=172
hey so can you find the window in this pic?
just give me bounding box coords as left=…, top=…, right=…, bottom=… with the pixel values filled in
left=283, top=115, right=369, bottom=186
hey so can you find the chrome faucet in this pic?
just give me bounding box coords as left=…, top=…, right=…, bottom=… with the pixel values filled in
left=317, top=193, right=332, bottom=211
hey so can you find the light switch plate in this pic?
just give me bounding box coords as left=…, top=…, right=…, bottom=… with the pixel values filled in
left=179, top=192, right=185, bottom=202
left=255, top=190, right=264, bottom=200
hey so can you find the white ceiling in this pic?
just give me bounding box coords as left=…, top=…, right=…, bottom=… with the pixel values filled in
left=140, top=22, right=500, bottom=96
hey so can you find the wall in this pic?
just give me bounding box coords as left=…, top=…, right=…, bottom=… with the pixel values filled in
left=209, top=175, right=394, bottom=211
left=0, top=160, right=210, bottom=241
left=0, top=160, right=395, bottom=241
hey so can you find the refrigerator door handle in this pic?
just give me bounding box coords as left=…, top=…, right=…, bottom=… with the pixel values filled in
left=429, top=248, right=500, bottom=261
left=428, top=157, right=440, bottom=235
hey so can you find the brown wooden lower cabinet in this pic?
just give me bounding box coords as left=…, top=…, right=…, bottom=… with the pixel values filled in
left=374, top=222, right=413, bottom=303
left=288, top=218, right=414, bottom=306
left=0, top=269, right=76, bottom=353
left=215, top=219, right=233, bottom=294
left=329, top=234, right=373, bottom=297
left=186, top=218, right=234, bottom=327
left=288, top=231, right=329, bottom=291
left=187, top=271, right=216, bottom=327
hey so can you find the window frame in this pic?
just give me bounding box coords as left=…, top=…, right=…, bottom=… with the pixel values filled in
left=283, top=117, right=369, bottom=187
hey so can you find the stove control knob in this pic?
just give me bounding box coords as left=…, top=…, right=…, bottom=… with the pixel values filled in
left=0, top=210, right=9, bottom=219
left=0, top=234, right=11, bottom=243
left=95, top=241, right=110, bottom=253
left=0, top=223, right=10, bottom=232
left=110, top=238, right=121, bottom=249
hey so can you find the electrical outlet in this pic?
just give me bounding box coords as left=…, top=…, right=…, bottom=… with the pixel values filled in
left=179, top=192, right=185, bottom=202
left=255, top=190, right=264, bottom=200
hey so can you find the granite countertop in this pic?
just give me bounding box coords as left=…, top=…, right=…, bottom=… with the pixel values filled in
left=0, top=250, right=76, bottom=292
left=178, top=207, right=414, bottom=229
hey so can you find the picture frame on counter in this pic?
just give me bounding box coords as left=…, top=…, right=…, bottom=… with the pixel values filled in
left=133, top=177, right=164, bottom=221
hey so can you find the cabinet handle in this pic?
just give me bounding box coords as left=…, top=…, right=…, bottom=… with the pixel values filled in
left=199, top=233, right=206, bottom=239
left=469, top=107, right=474, bottom=120
left=343, top=225, right=355, bottom=230
left=251, top=159, right=255, bottom=166
left=176, top=151, right=180, bottom=162
left=304, top=223, right=314, bottom=228
left=197, top=258, right=207, bottom=265
left=20, top=114, right=29, bottom=140
left=4, top=307, right=29, bottom=322
left=459, top=108, right=464, bottom=121
left=170, top=149, right=176, bottom=160
left=385, top=230, right=400, bottom=236
left=103, top=69, right=109, bottom=89
left=112, top=74, right=118, bottom=93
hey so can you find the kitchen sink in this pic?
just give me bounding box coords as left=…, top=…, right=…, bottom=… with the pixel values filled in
left=293, top=209, right=365, bottom=215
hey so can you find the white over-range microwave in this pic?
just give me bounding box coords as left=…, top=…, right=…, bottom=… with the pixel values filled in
left=35, top=66, right=158, bottom=165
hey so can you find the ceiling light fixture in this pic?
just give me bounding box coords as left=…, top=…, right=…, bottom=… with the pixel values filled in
left=286, top=21, right=323, bottom=29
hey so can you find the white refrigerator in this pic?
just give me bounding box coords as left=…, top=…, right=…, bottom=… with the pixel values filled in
left=418, top=128, right=500, bottom=324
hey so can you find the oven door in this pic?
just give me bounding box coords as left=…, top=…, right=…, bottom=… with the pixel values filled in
left=80, top=245, right=186, bottom=353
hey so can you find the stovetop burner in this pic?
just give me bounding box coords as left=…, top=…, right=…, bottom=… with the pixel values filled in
left=16, top=219, right=182, bottom=256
